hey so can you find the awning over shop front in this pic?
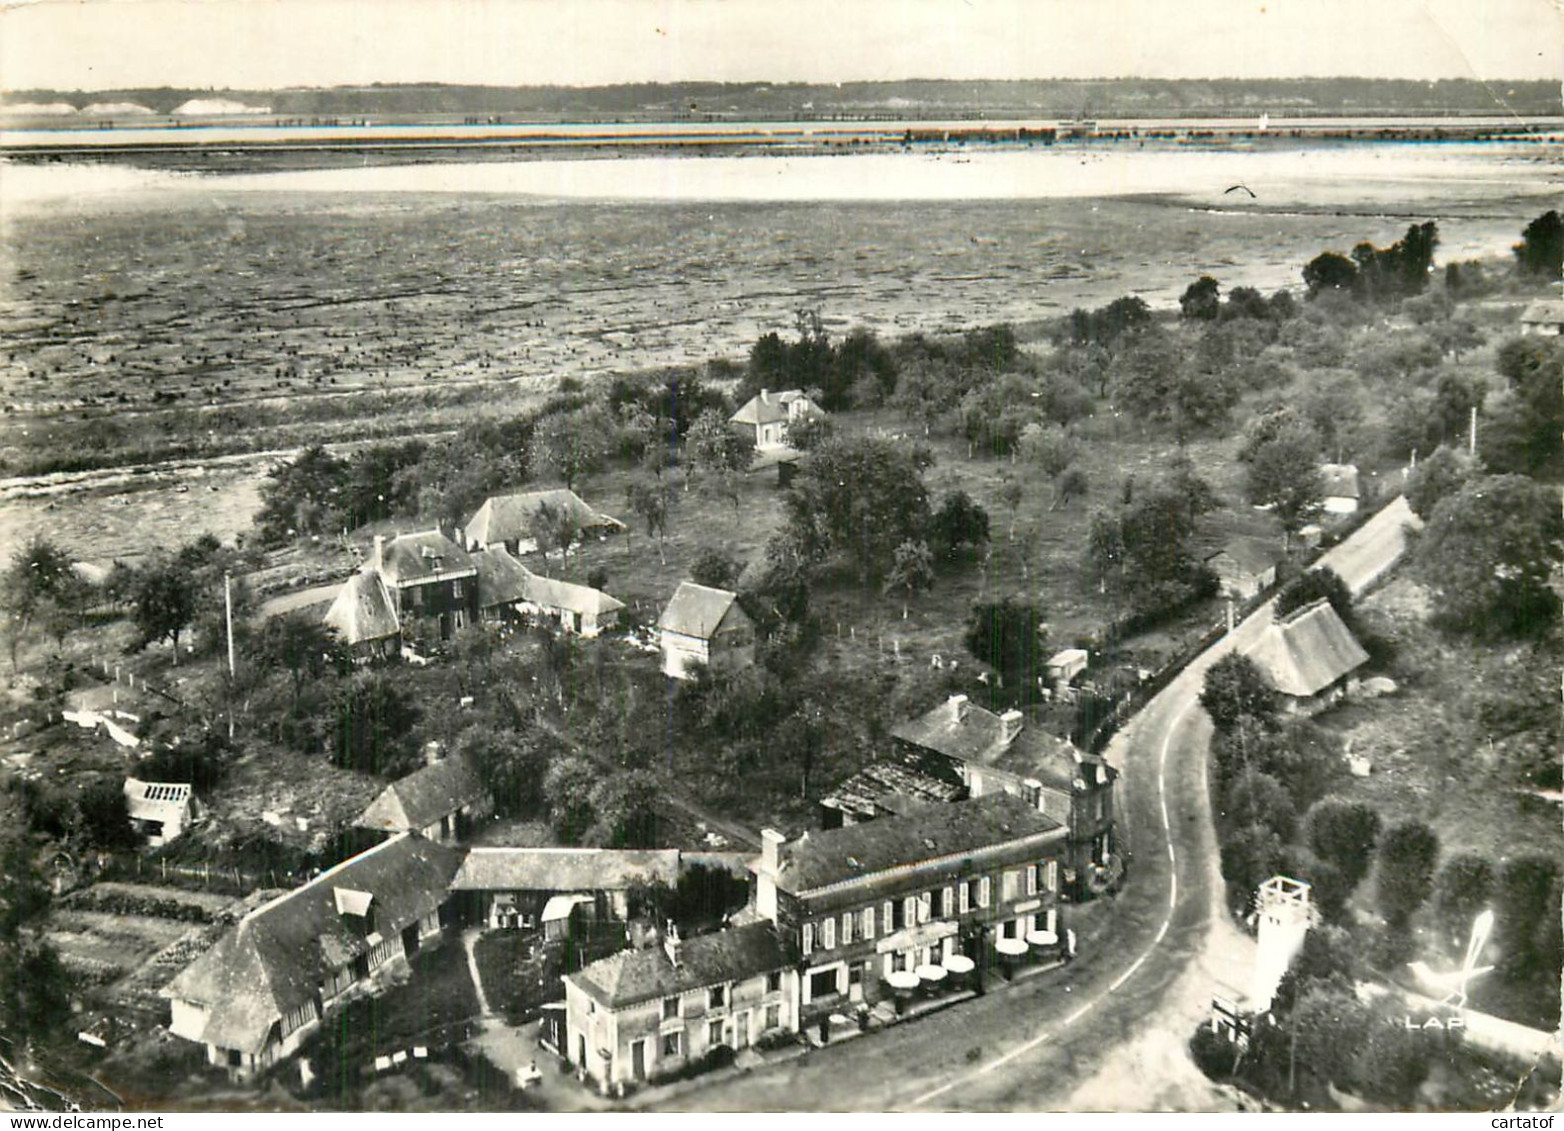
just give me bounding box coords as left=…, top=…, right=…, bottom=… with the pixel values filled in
left=1026, top=929, right=1059, bottom=947
left=541, top=893, right=594, bottom=923
left=994, top=937, right=1029, bottom=957
left=885, top=970, right=920, bottom=991
left=942, top=954, right=976, bottom=975
left=914, top=963, right=948, bottom=983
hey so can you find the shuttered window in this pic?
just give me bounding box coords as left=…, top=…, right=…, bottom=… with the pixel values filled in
left=803, top=923, right=814, bottom=956
left=978, top=877, right=991, bottom=908
left=1026, top=865, right=1038, bottom=897
left=941, top=886, right=954, bottom=917
left=959, top=882, right=971, bottom=914
left=841, top=912, right=853, bottom=946
left=863, top=905, right=876, bottom=939
left=822, top=917, right=835, bottom=949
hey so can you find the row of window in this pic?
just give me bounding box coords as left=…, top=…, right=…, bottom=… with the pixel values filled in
left=661, top=971, right=783, bottom=1021
left=801, top=861, right=1058, bottom=957
left=659, top=1003, right=782, bottom=1058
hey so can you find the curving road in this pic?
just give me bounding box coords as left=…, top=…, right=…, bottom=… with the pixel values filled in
left=651, top=498, right=1418, bottom=1112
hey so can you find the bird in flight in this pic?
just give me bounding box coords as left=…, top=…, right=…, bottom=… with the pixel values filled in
left=1224, top=184, right=1257, bottom=198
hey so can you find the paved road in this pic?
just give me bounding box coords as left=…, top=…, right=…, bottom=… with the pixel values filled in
left=649, top=498, right=1419, bottom=1112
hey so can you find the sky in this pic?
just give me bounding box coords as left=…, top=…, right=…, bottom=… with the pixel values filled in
left=2, top=0, right=1561, bottom=92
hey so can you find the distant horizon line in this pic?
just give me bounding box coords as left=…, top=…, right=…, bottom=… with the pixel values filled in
left=6, top=75, right=1561, bottom=98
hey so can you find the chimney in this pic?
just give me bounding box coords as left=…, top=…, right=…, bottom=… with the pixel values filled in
left=760, top=828, right=785, bottom=877
left=760, top=388, right=769, bottom=403
left=372, top=535, right=386, bottom=572
left=663, top=921, right=683, bottom=966
left=948, top=694, right=970, bottom=722
left=424, top=740, right=443, bottom=766
left=999, top=709, right=1024, bottom=745
left=1022, top=777, right=1044, bottom=812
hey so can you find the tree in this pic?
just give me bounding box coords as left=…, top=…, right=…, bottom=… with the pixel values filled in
left=1282, top=847, right=1353, bottom=925
left=1290, top=982, right=1375, bottom=1091
left=1492, top=336, right=1564, bottom=473
left=1275, top=567, right=1354, bottom=625
left=1200, top=653, right=1278, bottom=733
left=1055, top=466, right=1089, bottom=510
left=1512, top=209, right=1563, bottom=279
left=1246, top=423, right=1325, bottom=538
left=1403, top=446, right=1475, bottom=520
left=527, top=499, right=578, bottom=575
left=1432, top=853, right=1495, bottom=952
left=544, top=755, right=600, bottom=845
left=1220, top=822, right=1288, bottom=907
left=686, top=407, right=755, bottom=479
left=883, top=539, right=935, bottom=618
left=964, top=598, right=1047, bottom=693
left=255, top=443, right=348, bottom=544
left=532, top=406, right=611, bottom=490
left=130, top=555, right=198, bottom=661
left=627, top=479, right=671, bottom=563
left=1305, top=799, right=1382, bottom=887
left=690, top=547, right=741, bottom=589
left=1, top=536, right=87, bottom=670
left=783, top=436, right=931, bottom=585
left=328, top=672, right=421, bottom=775
left=1493, top=854, right=1561, bottom=981
left=250, top=614, right=350, bottom=714
left=1087, top=485, right=1214, bottom=611
left=75, top=776, right=138, bottom=851
left=588, top=769, right=663, bottom=848
left=1110, top=329, right=1237, bottom=442
left=1179, top=275, right=1222, bottom=321
left=1220, top=768, right=1295, bottom=840
left=996, top=477, right=1024, bottom=540
left=932, top=490, right=990, bottom=559
left=1412, top=475, right=1564, bottom=639
left=1375, top=821, right=1440, bottom=927
left=1303, top=251, right=1358, bottom=298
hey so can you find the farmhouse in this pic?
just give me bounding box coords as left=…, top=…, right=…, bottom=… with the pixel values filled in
left=462, top=488, right=625, bottom=555
left=123, top=778, right=197, bottom=846
left=449, top=847, right=683, bottom=930
left=754, top=793, right=1069, bottom=1030
left=1204, top=537, right=1282, bottom=602
left=1244, top=598, right=1370, bottom=713
left=1519, top=298, right=1564, bottom=336
left=472, top=545, right=625, bottom=637
left=1319, top=464, right=1362, bottom=515
left=889, top=696, right=1118, bottom=895
left=369, top=530, right=479, bottom=641
left=657, top=582, right=755, bottom=680
left=163, top=833, right=461, bottom=1080
left=729, top=388, right=824, bottom=451
left=564, top=922, right=797, bottom=1091
left=354, top=756, right=491, bottom=843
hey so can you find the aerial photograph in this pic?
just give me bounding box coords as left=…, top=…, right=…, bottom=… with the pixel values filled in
left=0, top=0, right=1560, bottom=1116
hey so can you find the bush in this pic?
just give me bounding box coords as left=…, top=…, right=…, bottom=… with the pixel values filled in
left=1375, top=821, right=1440, bottom=927
left=1305, top=799, right=1381, bottom=887
left=1189, top=1025, right=1238, bottom=1081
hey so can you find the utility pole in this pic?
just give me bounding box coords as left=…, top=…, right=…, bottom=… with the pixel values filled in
left=224, top=572, right=236, bottom=741
left=1469, top=404, right=1478, bottom=458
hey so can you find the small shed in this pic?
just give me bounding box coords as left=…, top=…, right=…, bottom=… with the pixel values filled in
left=1319, top=464, right=1361, bottom=516
left=1519, top=298, right=1564, bottom=336
left=123, top=778, right=196, bottom=846
left=1203, top=537, right=1282, bottom=602
left=1045, top=648, right=1089, bottom=688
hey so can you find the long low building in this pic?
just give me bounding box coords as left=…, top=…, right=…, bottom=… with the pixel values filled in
left=162, top=834, right=462, bottom=1079
left=450, top=847, right=685, bottom=929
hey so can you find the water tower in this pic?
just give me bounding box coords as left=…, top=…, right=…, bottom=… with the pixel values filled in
left=1250, top=875, right=1313, bottom=1013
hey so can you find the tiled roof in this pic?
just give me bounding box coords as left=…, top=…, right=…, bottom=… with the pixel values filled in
left=892, top=697, right=1106, bottom=794
left=449, top=847, right=682, bottom=892
left=1205, top=536, right=1282, bottom=577
left=570, top=922, right=792, bottom=1009
left=1245, top=598, right=1370, bottom=698
left=354, top=757, right=488, bottom=833
left=821, top=762, right=964, bottom=822
left=771, top=793, right=1064, bottom=896
left=658, top=582, right=744, bottom=639
left=322, top=571, right=400, bottom=645
left=471, top=545, right=534, bottom=608
left=376, top=529, right=475, bottom=585
left=980, top=732, right=1113, bottom=795
left=164, top=834, right=461, bottom=1055
left=522, top=572, right=626, bottom=618
left=1319, top=463, right=1361, bottom=501
left=463, top=489, right=623, bottom=550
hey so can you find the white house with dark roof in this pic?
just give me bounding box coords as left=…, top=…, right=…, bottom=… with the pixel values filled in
left=1319, top=463, right=1362, bottom=515
left=321, top=528, right=479, bottom=658
left=1519, top=298, right=1564, bottom=336
left=754, top=793, right=1069, bottom=1030
left=657, top=582, right=754, bottom=679
left=564, top=922, right=797, bottom=1091
left=462, top=488, right=624, bottom=555
left=322, top=570, right=401, bottom=662
left=1244, top=598, right=1370, bottom=713
left=163, top=833, right=461, bottom=1079
left=729, top=388, right=823, bottom=451
left=353, top=756, right=491, bottom=843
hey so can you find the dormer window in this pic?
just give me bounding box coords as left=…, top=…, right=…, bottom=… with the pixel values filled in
left=334, top=887, right=376, bottom=935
